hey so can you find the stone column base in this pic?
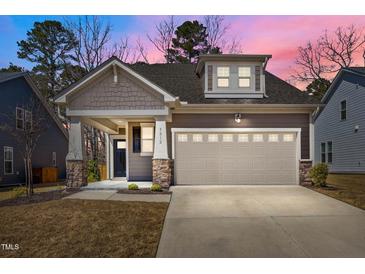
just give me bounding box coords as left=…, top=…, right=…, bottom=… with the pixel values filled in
left=299, top=160, right=312, bottom=185
left=152, top=159, right=173, bottom=188
left=66, top=160, right=87, bottom=188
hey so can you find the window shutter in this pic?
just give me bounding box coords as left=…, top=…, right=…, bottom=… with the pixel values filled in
left=207, top=65, right=213, bottom=91
left=255, top=66, right=261, bottom=91
left=133, top=127, right=141, bottom=153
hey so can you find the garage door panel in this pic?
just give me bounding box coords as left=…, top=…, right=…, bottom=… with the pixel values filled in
left=175, top=131, right=298, bottom=185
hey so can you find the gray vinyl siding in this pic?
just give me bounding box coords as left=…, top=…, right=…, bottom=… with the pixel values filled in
left=314, top=72, right=365, bottom=173
left=0, top=77, right=68, bottom=186
left=127, top=122, right=152, bottom=181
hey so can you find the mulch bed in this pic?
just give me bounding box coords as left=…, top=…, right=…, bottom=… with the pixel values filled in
left=0, top=189, right=80, bottom=208
left=117, top=189, right=171, bottom=195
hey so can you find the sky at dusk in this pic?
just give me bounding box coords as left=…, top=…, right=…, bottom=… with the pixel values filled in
left=1, top=15, right=365, bottom=88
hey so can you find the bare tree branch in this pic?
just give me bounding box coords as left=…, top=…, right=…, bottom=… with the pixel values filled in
left=204, top=15, right=230, bottom=51
left=147, top=16, right=176, bottom=63
left=135, top=37, right=149, bottom=63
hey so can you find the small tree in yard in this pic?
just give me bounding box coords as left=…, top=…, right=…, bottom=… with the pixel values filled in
left=309, top=163, right=329, bottom=187
left=0, top=98, right=48, bottom=196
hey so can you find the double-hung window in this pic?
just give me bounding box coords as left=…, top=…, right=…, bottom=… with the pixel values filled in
left=217, top=66, right=230, bottom=88
left=340, top=100, right=347, bottom=121
left=25, top=110, right=32, bottom=131
left=320, top=142, right=326, bottom=163
left=140, top=123, right=154, bottom=155
left=238, top=66, right=251, bottom=88
left=4, top=147, right=13, bottom=175
left=327, top=141, right=333, bottom=164
left=16, top=107, right=24, bottom=130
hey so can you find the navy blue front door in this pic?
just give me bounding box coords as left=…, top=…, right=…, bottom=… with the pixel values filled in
left=114, top=139, right=126, bottom=177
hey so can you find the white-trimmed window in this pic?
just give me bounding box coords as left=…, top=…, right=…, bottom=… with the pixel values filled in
left=321, top=142, right=326, bottom=163
left=253, top=134, right=263, bottom=142
left=327, top=141, right=333, bottom=164
left=217, top=66, right=230, bottom=88
left=238, top=66, right=251, bottom=88
left=140, top=123, right=154, bottom=155
left=16, top=107, right=24, bottom=130
left=52, top=152, right=57, bottom=167
left=25, top=110, right=32, bottom=130
left=283, top=134, right=294, bottom=142
left=193, top=134, right=203, bottom=142
left=238, top=134, right=249, bottom=142
left=268, top=134, right=279, bottom=142
left=177, top=134, right=188, bottom=142
left=4, top=146, right=13, bottom=175
left=208, top=134, right=218, bottom=142
left=340, top=100, right=347, bottom=121
left=222, top=134, right=233, bottom=142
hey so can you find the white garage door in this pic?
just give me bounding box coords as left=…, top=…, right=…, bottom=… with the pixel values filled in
left=174, top=131, right=299, bottom=185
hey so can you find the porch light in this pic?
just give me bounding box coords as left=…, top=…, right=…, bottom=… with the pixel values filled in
left=234, top=113, right=242, bottom=123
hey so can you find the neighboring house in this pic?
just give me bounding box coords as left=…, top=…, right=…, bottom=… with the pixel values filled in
left=0, top=72, right=68, bottom=186
left=314, top=67, right=365, bottom=174
left=54, top=54, right=320, bottom=187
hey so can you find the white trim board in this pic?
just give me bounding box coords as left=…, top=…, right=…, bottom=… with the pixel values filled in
left=66, top=107, right=170, bottom=117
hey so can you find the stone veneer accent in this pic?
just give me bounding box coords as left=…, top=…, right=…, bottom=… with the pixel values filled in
left=299, top=160, right=312, bottom=185
left=66, top=160, right=87, bottom=188
left=152, top=159, right=173, bottom=188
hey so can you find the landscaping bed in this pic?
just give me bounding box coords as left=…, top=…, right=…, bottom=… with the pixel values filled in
left=117, top=188, right=171, bottom=195
left=0, top=188, right=79, bottom=207
left=0, top=199, right=168, bottom=257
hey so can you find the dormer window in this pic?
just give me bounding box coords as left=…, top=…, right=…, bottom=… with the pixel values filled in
left=217, top=66, right=230, bottom=88
left=238, top=66, right=251, bottom=88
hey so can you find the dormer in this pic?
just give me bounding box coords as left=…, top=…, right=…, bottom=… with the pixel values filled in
left=196, top=54, right=272, bottom=99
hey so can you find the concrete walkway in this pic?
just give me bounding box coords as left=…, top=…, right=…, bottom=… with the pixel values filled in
left=82, top=180, right=152, bottom=190
left=157, top=185, right=365, bottom=258
left=64, top=190, right=170, bottom=203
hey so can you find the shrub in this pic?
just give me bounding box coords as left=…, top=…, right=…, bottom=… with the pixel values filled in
left=12, top=186, right=27, bottom=198
left=128, top=183, right=139, bottom=190
left=309, top=163, right=329, bottom=187
left=87, top=160, right=100, bottom=183
left=150, top=183, right=162, bottom=192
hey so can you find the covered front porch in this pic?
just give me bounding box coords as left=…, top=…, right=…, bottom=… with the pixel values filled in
left=66, top=115, right=173, bottom=188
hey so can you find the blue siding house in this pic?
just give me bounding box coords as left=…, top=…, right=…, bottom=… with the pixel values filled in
left=0, top=72, right=68, bottom=186
left=314, top=67, right=365, bottom=173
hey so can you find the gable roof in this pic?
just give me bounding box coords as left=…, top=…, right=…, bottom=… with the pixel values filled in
left=321, top=67, right=365, bottom=104
left=54, top=56, right=177, bottom=103
left=0, top=72, right=68, bottom=139
left=0, top=72, right=28, bottom=84
left=128, top=62, right=319, bottom=105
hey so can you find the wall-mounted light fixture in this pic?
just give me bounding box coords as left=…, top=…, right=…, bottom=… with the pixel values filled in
left=355, top=125, right=360, bottom=133
left=234, top=113, right=242, bottom=123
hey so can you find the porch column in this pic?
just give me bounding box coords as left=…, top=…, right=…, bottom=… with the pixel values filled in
left=66, top=117, right=87, bottom=188
left=152, top=118, right=173, bottom=188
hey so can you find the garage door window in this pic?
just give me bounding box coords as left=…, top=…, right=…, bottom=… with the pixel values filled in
left=177, top=134, right=188, bottom=142
left=208, top=134, right=218, bottom=142
left=253, top=134, right=263, bottom=142
left=222, top=134, right=233, bottom=142
left=283, top=134, right=294, bottom=142
left=193, top=134, right=203, bottom=142
left=268, top=134, right=279, bottom=142
left=238, top=134, right=249, bottom=142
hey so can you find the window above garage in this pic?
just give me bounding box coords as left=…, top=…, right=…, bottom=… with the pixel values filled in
left=196, top=54, right=272, bottom=99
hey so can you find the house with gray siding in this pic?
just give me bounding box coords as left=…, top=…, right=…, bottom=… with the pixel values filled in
left=0, top=72, right=68, bottom=186
left=314, top=67, right=365, bottom=174
left=54, top=54, right=320, bottom=188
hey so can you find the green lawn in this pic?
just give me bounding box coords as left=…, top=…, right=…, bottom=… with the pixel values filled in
left=0, top=199, right=168, bottom=257
left=307, top=173, right=365, bottom=210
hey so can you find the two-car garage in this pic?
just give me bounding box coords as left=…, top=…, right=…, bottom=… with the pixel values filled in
left=173, top=129, right=301, bottom=185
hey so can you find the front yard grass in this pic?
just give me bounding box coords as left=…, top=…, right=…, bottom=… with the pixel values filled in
left=306, top=173, right=365, bottom=210
left=0, top=199, right=168, bottom=257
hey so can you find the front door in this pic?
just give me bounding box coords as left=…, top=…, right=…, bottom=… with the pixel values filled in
left=114, top=139, right=126, bottom=177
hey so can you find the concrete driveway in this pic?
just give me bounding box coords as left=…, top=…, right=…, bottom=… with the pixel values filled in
left=157, top=186, right=365, bottom=257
